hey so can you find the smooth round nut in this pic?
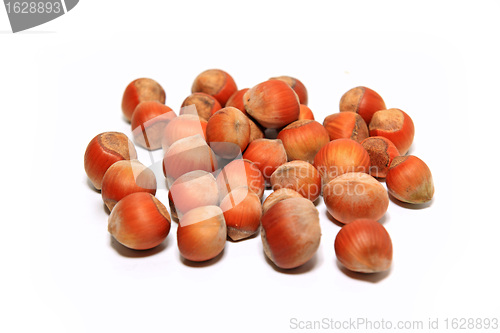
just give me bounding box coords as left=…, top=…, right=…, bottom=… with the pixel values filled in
left=261, top=197, right=321, bottom=269
left=177, top=205, right=227, bottom=262
left=335, top=219, right=392, bottom=273
left=323, top=172, right=389, bottom=224
left=108, top=192, right=171, bottom=250
left=84, top=132, right=137, bottom=190
left=270, top=161, right=321, bottom=202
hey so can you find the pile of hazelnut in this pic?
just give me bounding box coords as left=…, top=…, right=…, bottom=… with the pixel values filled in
left=84, top=69, right=434, bottom=274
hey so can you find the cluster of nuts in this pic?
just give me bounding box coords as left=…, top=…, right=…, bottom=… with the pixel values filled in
left=84, top=69, right=434, bottom=274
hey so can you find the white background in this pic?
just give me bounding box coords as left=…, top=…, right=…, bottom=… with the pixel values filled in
left=1, top=1, right=499, bottom=332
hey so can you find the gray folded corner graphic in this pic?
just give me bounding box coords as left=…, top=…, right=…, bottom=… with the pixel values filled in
left=4, top=0, right=79, bottom=33
left=64, top=0, right=77, bottom=11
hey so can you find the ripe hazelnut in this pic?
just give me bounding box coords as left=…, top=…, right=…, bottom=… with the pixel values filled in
left=101, top=159, right=157, bottom=211
left=216, top=159, right=265, bottom=201
left=323, top=112, right=368, bottom=143
left=335, top=219, right=392, bottom=273
left=220, top=186, right=262, bottom=241
left=270, top=161, right=321, bottom=202
left=244, top=80, right=300, bottom=129
left=313, top=138, right=371, bottom=186
left=108, top=192, right=171, bottom=250
left=369, top=108, right=415, bottom=155
left=298, top=104, right=315, bottom=120
left=242, top=138, right=287, bottom=183
left=261, top=197, right=321, bottom=269
left=339, top=86, right=386, bottom=124
left=206, top=107, right=250, bottom=159
left=168, top=170, right=219, bottom=220
left=277, top=120, right=330, bottom=163
left=361, top=136, right=400, bottom=178
left=386, top=155, right=434, bottom=204
left=225, top=88, right=249, bottom=115
left=177, top=205, right=227, bottom=262
left=191, top=69, right=237, bottom=106
left=323, top=172, right=389, bottom=224
left=131, top=101, right=176, bottom=150
left=270, top=75, right=308, bottom=105
left=163, top=135, right=218, bottom=180
left=180, top=92, right=222, bottom=122
left=161, top=114, right=207, bottom=150
left=121, top=78, right=166, bottom=122
left=262, top=188, right=304, bottom=214
left=84, top=132, right=137, bottom=190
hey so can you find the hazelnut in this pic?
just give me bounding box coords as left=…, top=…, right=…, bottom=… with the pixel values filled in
left=261, top=198, right=321, bottom=269
left=323, top=112, right=369, bottom=143
left=369, top=108, right=415, bottom=155
left=361, top=136, right=400, bottom=178
left=108, top=192, right=171, bottom=250
left=163, top=135, right=218, bottom=180
left=121, top=78, right=165, bottom=122
left=277, top=120, right=330, bottom=163
left=262, top=188, right=304, bottom=214
left=177, top=205, right=226, bottom=262
left=84, top=132, right=137, bottom=190
left=225, top=88, right=249, bottom=115
left=339, top=86, right=386, bottom=124
left=270, top=161, right=322, bottom=202
left=242, top=138, right=287, bottom=183
left=335, top=219, right=392, bottom=273
left=270, top=75, right=308, bottom=105
left=191, top=69, right=237, bottom=106
left=168, top=170, right=219, bottom=220
left=101, top=159, right=157, bottom=211
left=313, top=138, right=371, bottom=186
left=298, top=104, right=315, bottom=120
left=161, top=114, right=207, bottom=150
left=220, top=186, right=262, bottom=241
left=206, top=107, right=250, bottom=159
left=244, top=80, right=300, bottom=129
left=323, top=172, right=389, bottom=224
left=180, top=92, right=222, bottom=122
left=131, top=101, right=176, bottom=150
left=386, top=155, right=434, bottom=204
left=216, top=159, right=265, bottom=201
